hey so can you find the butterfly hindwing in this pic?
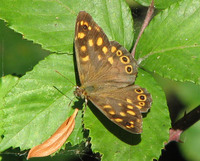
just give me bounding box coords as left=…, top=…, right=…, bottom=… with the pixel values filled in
left=88, top=85, right=152, bottom=134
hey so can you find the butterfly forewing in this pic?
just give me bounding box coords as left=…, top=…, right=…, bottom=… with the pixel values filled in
left=75, top=11, right=137, bottom=87
left=74, top=11, right=152, bottom=134
left=75, top=11, right=110, bottom=84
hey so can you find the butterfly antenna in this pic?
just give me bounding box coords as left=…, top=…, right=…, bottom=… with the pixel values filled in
left=55, top=70, right=75, bottom=86
left=68, top=95, right=76, bottom=107
left=82, top=99, right=88, bottom=114
left=80, top=99, right=88, bottom=130
left=1, top=40, right=4, bottom=77
left=53, top=86, right=74, bottom=103
left=131, top=0, right=154, bottom=57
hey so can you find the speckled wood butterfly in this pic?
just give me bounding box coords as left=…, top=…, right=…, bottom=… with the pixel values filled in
left=74, top=11, right=152, bottom=134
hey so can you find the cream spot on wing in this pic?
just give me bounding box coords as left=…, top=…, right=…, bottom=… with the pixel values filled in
left=115, top=118, right=123, bottom=122
left=83, top=21, right=89, bottom=27
left=97, top=37, right=103, bottom=46
left=102, top=46, right=108, bottom=54
left=81, top=55, right=89, bottom=62
left=127, top=105, right=134, bottom=109
left=108, top=57, right=113, bottom=64
left=80, top=46, right=86, bottom=52
left=88, top=39, right=94, bottom=46
left=82, top=55, right=89, bottom=62
left=109, top=110, right=115, bottom=115
left=137, top=119, right=141, bottom=123
left=103, top=105, right=112, bottom=108
left=126, top=98, right=133, bottom=104
left=95, top=26, right=100, bottom=32
left=111, top=46, right=117, bottom=53
left=78, top=32, right=86, bottom=39
left=127, top=110, right=136, bottom=116
left=136, top=105, right=142, bottom=110
left=98, top=55, right=102, bottom=60
left=119, top=112, right=126, bottom=117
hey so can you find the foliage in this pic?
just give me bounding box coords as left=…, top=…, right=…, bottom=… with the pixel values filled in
left=0, top=0, right=199, bottom=160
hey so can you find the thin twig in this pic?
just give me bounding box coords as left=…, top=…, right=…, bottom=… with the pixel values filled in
left=131, top=0, right=155, bottom=57
left=168, top=105, right=200, bottom=142
left=172, top=105, right=200, bottom=131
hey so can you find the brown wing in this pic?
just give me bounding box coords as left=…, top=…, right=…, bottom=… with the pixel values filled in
left=88, top=85, right=152, bottom=134
left=75, top=11, right=138, bottom=88
left=75, top=11, right=152, bottom=134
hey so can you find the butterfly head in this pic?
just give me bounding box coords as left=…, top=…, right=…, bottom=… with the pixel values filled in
left=74, top=86, right=87, bottom=100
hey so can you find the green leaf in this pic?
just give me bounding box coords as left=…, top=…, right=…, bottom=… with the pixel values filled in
left=0, top=75, right=19, bottom=104
left=174, top=81, right=200, bottom=111
left=0, top=75, right=19, bottom=142
left=136, top=0, right=200, bottom=84
left=0, top=0, right=171, bottom=160
left=84, top=69, right=170, bottom=161
left=0, top=0, right=134, bottom=53
left=180, top=121, right=200, bottom=161
left=0, top=54, right=83, bottom=151
left=0, top=19, right=50, bottom=76
left=134, top=0, right=180, bottom=9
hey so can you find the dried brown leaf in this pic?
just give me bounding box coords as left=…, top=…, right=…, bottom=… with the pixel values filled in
left=27, top=108, right=79, bottom=159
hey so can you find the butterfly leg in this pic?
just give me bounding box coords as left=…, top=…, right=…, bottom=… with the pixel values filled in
left=82, top=98, right=88, bottom=116
left=80, top=98, right=88, bottom=130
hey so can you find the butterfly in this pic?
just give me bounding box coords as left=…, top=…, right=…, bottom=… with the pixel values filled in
left=74, top=11, right=152, bottom=134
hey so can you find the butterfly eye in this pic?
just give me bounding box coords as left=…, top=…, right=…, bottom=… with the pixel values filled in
left=83, top=25, right=88, bottom=30
left=120, top=56, right=130, bottom=64
left=137, top=94, right=147, bottom=101
left=139, top=102, right=145, bottom=106
left=135, top=88, right=144, bottom=94
left=125, top=121, right=134, bottom=129
left=116, top=50, right=123, bottom=56
left=125, top=65, right=133, bottom=74
left=126, top=122, right=131, bottom=126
